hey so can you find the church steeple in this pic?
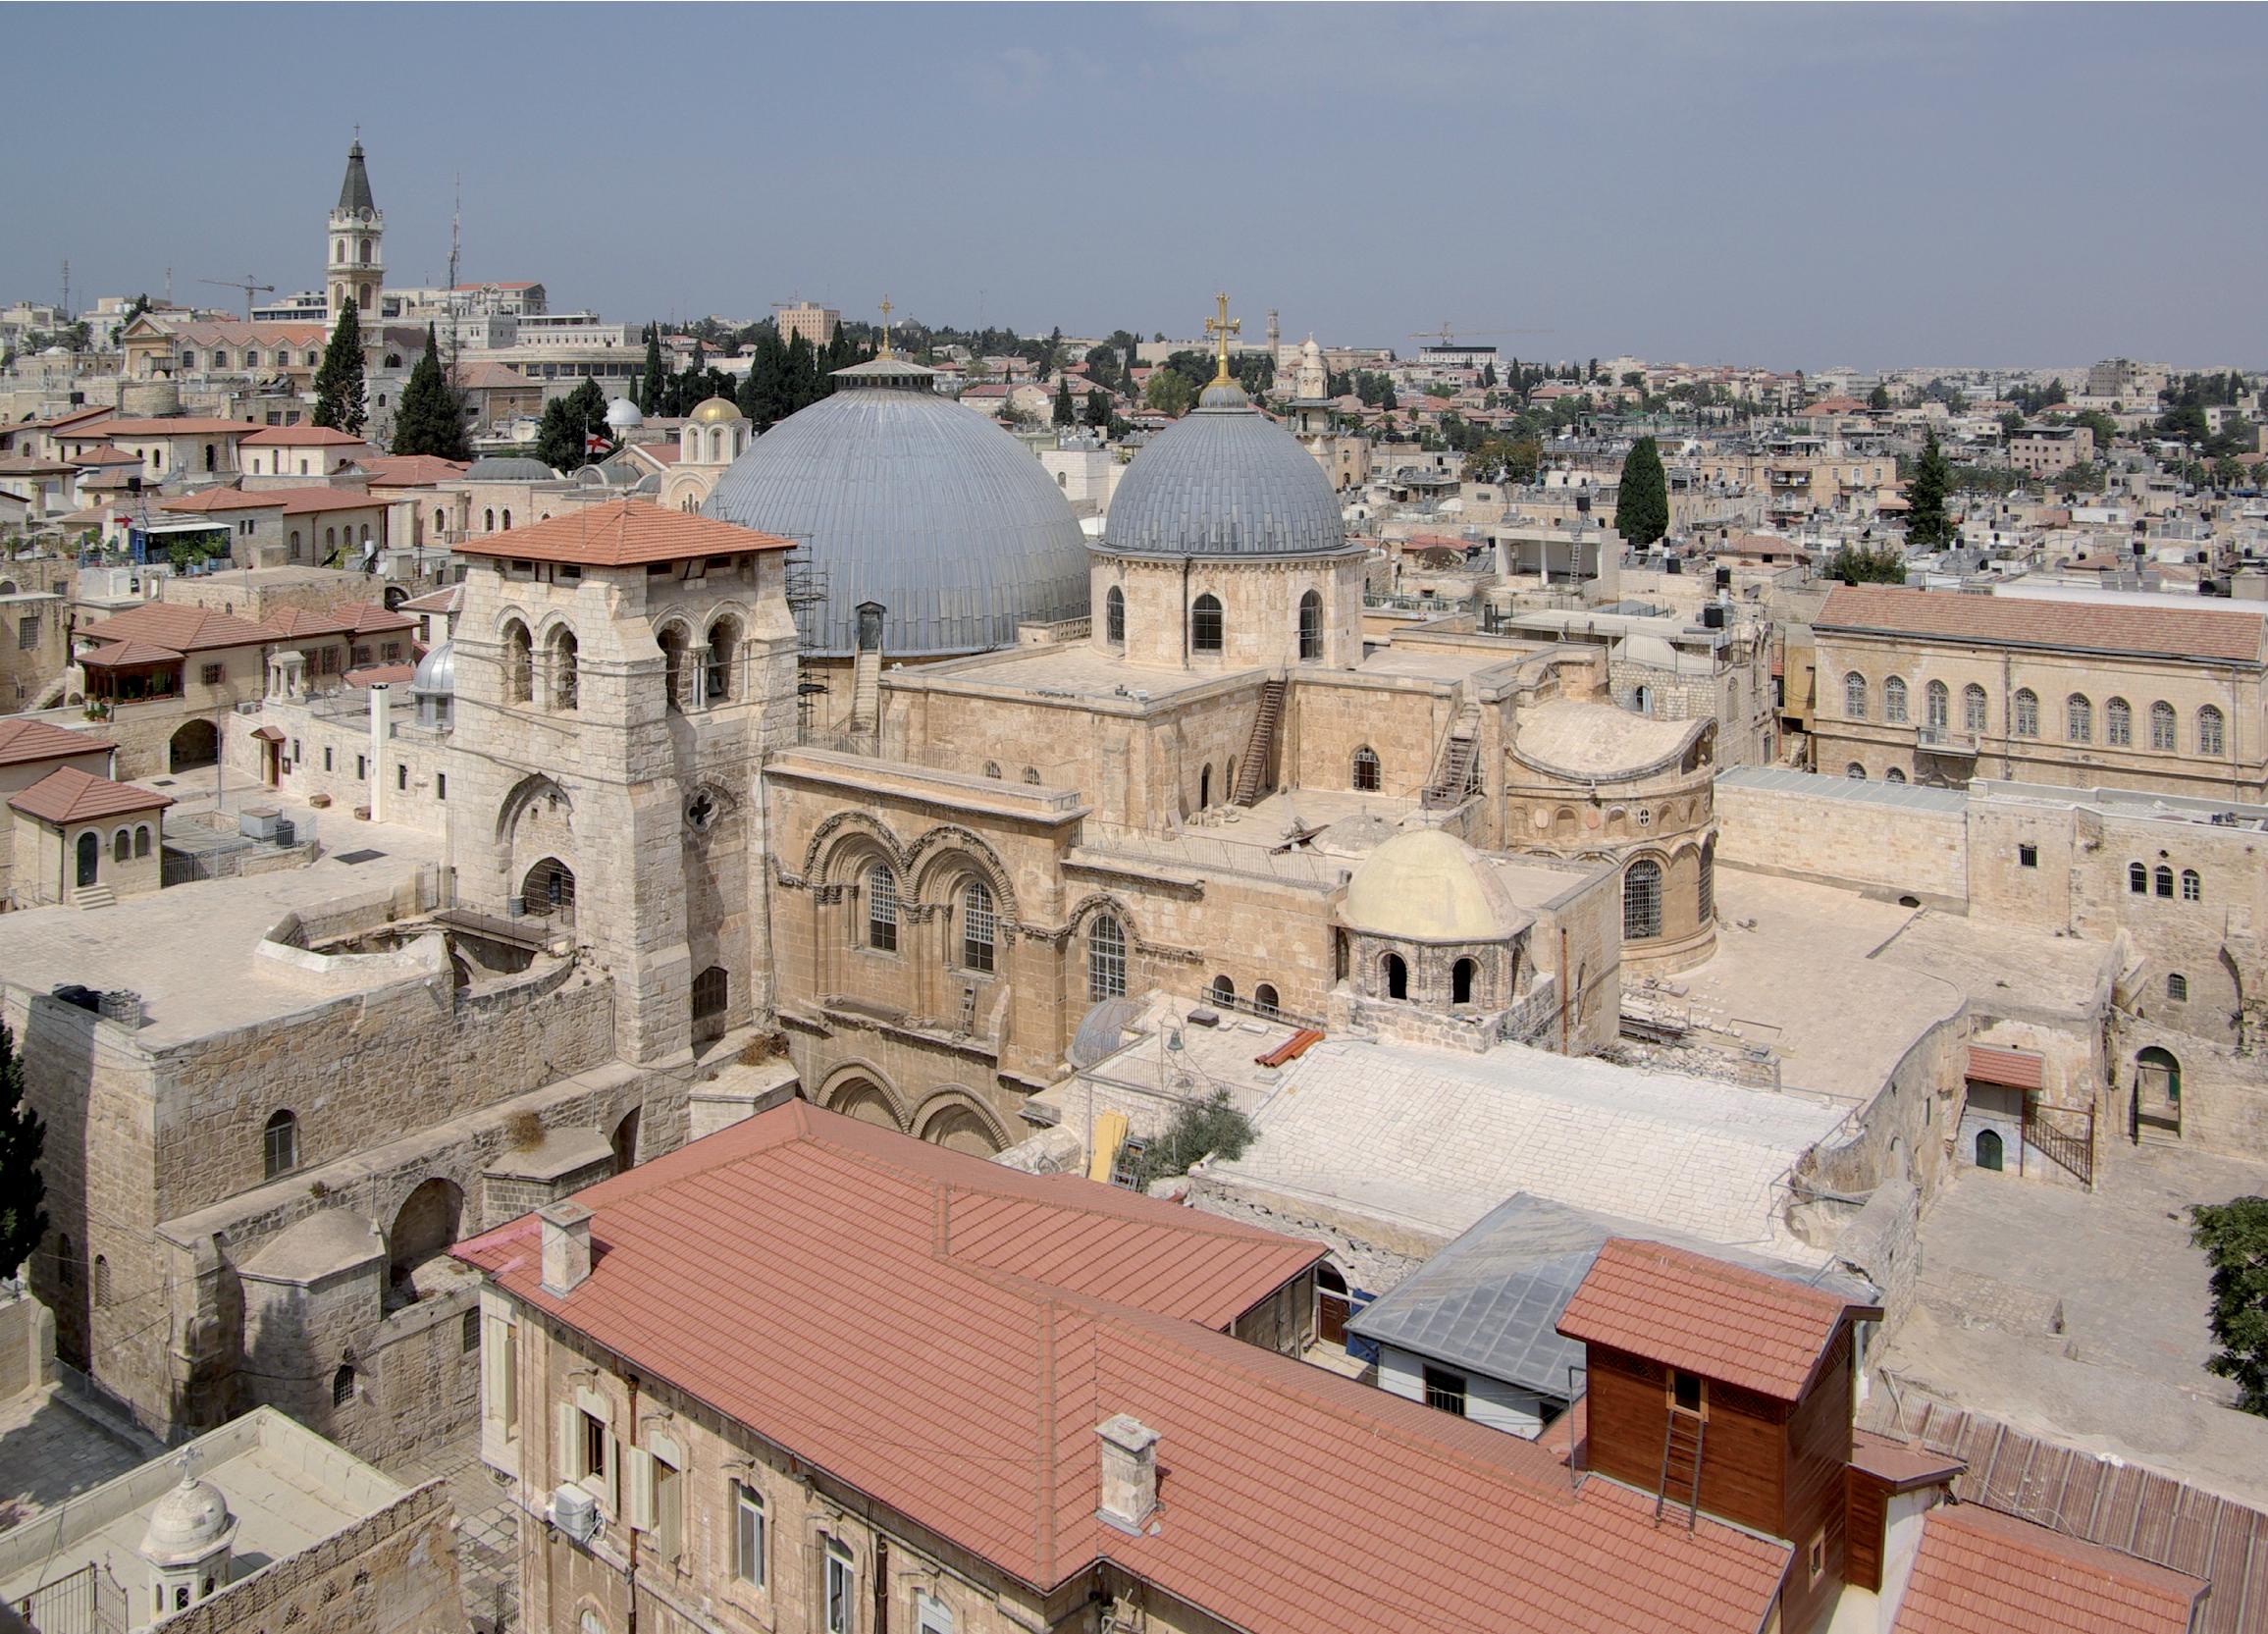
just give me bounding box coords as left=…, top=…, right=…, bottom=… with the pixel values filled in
left=326, top=135, right=384, bottom=322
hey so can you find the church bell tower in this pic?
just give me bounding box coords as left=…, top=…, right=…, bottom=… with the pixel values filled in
left=326, top=138, right=384, bottom=322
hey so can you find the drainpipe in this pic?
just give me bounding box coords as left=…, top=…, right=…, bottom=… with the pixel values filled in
left=1180, top=555, right=1191, bottom=669
left=368, top=682, right=391, bottom=822
left=623, top=1372, right=640, bottom=1634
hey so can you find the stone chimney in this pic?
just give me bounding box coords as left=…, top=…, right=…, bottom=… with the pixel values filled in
left=539, top=1201, right=593, bottom=1295
left=1095, top=1414, right=1159, bottom=1533
left=368, top=682, right=392, bottom=822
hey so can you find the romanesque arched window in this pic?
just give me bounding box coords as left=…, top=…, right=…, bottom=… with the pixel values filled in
left=2198, top=706, right=2225, bottom=757
left=1843, top=673, right=1868, bottom=719
left=2013, top=689, right=2038, bottom=738
left=2106, top=697, right=2132, bottom=746
left=1087, top=915, right=1127, bottom=1002
left=1298, top=590, right=1323, bottom=661
left=2154, top=866, right=2174, bottom=899
left=866, top=865, right=898, bottom=952
left=1190, top=594, right=1224, bottom=654
left=264, top=1110, right=297, bottom=1179
left=1381, top=952, right=1408, bottom=1000
left=960, top=880, right=995, bottom=974
left=2129, top=862, right=2147, bottom=894
left=1623, top=859, right=1662, bottom=941
left=1964, top=684, right=1987, bottom=733
left=1105, top=586, right=1124, bottom=646
left=2182, top=869, right=2201, bottom=902
left=1351, top=747, right=1381, bottom=792
left=1451, top=958, right=1476, bottom=1006
left=2150, top=701, right=2177, bottom=751
left=1883, top=677, right=1908, bottom=724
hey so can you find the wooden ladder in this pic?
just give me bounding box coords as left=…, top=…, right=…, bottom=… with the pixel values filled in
left=1232, top=679, right=1286, bottom=807
left=1655, top=1411, right=1706, bottom=1530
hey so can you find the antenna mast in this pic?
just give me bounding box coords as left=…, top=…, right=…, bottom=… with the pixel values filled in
left=445, top=174, right=462, bottom=386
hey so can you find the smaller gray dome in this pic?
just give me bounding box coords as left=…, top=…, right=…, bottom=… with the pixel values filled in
left=464, top=455, right=558, bottom=482
left=1102, top=394, right=1353, bottom=560
left=410, top=640, right=453, bottom=697
left=142, top=1474, right=235, bottom=1563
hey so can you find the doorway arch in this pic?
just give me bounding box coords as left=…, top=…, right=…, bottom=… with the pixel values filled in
left=389, top=1178, right=463, bottom=1285
left=1975, top=1129, right=2004, bottom=1172
left=169, top=718, right=220, bottom=772
left=520, top=857, right=576, bottom=922
left=1381, top=952, right=1408, bottom=1000
left=75, top=831, right=98, bottom=888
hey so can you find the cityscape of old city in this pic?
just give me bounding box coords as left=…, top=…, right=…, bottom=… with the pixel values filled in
left=0, top=4, right=2264, bottom=1632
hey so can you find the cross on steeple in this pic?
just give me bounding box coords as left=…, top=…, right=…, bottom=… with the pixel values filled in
left=1204, top=291, right=1240, bottom=384
left=878, top=295, right=893, bottom=358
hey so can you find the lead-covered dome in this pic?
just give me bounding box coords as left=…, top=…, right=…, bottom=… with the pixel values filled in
left=1103, top=379, right=1351, bottom=559
left=464, top=455, right=558, bottom=482
left=704, top=358, right=1087, bottom=657
left=142, top=1474, right=236, bottom=1562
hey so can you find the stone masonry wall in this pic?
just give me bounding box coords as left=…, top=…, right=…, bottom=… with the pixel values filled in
left=1715, top=775, right=1969, bottom=906
left=162, top=1480, right=462, bottom=1634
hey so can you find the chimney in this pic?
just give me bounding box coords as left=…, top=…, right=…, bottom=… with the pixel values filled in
left=1095, top=1414, right=1159, bottom=1533
left=368, top=682, right=392, bottom=822
left=539, top=1201, right=593, bottom=1295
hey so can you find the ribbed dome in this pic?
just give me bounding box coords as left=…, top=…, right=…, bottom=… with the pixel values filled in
left=464, top=456, right=558, bottom=482
left=703, top=385, right=1087, bottom=657
left=1103, top=393, right=1351, bottom=559
left=410, top=640, right=453, bottom=696
left=142, top=1474, right=235, bottom=1562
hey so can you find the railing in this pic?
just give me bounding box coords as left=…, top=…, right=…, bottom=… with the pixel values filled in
left=2025, top=1101, right=2096, bottom=1189
left=1916, top=725, right=1978, bottom=754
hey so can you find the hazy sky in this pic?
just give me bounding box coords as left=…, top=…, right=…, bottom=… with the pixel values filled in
left=8, top=4, right=2262, bottom=369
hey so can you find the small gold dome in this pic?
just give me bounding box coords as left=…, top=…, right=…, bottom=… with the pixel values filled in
left=689, top=395, right=745, bottom=425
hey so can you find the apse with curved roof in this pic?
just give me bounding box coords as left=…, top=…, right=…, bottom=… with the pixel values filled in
left=703, top=357, right=1088, bottom=657
left=1102, top=378, right=1352, bottom=560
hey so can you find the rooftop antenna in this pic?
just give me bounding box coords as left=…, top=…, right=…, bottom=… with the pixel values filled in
left=445, top=173, right=462, bottom=387
left=60, top=259, right=69, bottom=325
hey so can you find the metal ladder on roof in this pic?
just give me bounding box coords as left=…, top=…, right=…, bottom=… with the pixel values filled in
left=1232, top=678, right=1286, bottom=806
left=1656, top=1410, right=1706, bottom=1531
left=1421, top=702, right=1483, bottom=810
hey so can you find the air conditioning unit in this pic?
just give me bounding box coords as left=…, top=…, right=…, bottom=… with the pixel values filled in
left=551, top=1484, right=598, bottom=1545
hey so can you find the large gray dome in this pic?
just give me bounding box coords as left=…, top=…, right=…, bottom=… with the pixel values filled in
left=703, top=375, right=1087, bottom=657
left=464, top=455, right=558, bottom=482
left=1103, top=385, right=1351, bottom=559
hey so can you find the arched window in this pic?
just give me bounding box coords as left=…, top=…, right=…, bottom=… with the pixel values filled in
left=1925, top=680, right=1948, bottom=729
left=2167, top=973, right=2189, bottom=1002
left=2066, top=694, right=2091, bottom=742
left=93, top=1255, right=111, bottom=1308
left=1624, top=859, right=1662, bottom=940
left=1297, top=590, right=1323, bottom=661
left=2150, top=701, right=2177, bottom=751
left=983, top=762, right=1001, bottom=779
left=2182, top=869, right=2201, bottom=902
left=1886, top=766, right=1907, bottom=783
left=692, top=965, right=728, bottom=1023
left=1351, top=747, right=1381, bottom=792
left=1843, top=672, right=1868, bottom=719
left=1190, top=594, right=1224, bottom=654
left=705, top=617, right=739, bottom=703
left=1698, top=839, right=1715, bottom=923
left=433, top=507, right=446, bottom=534
left=1451, top=958, right=1477, bottom=1006
left=1846, top=764, right=1867, bottom=779
left=484, top=508, right=496, bottom=533
left=2198, top=705, right=2225, bottom=757
left=502, top=621, right=533, bottom=704
left=2129, top=862, right=2148, bottom=894
left=551, top=629, right=579, bottom=711
left=1022, top=766, right=1040, bottom=785
left=1964, top=684, right=1987, bottom=733
left=1199, top=765, right=1212, bottom=809
left=657, top=626, right=688, bottom=711
left=2104, top=697, right=2132, bottom=747
left=501, top=509, right=512, bottom=531
left=865, top=866, right=899, bottom=952
left=2136, top=1045, right=2182, bottom=1107
left=1381, top=952, right=1408, bottom=1000
left=1253, top=983, right=1280, bottom=1017
left=2154, top=866, right=2174, bottom=899
left=2013, top=689, right=2038, bottom=738
left=1208, top=974, right=1236, bottom=1005
left=264, top=1110, right=297, bottom=1179
left=1087, top=915, right=1127, bottom=1002
left=960, top=880, right=995, bottom=974
left=1883, top=676, right=1908, bottom=723
left=113, top=828, right=131, bottom=863
left=1105, top=586, right=1125, bottom=645
left=332, top=1363, right=356, bottom=1406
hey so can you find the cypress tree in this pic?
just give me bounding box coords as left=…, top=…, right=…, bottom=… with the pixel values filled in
left=0, top=1019, right=46, bottom=1282
left=1053, top=375, right=1076, bottom=427
left=311, top=302, right=367, bottom=436
left=1615, top=435, right=1669, bottom=546
left=392, top=324, right=471, bottom=461
left=639, top=324, right=664, bottom=415
left=1083, top=386, right=1110, bottom=431
left=1908, top=426, right=1954, bottom=548
left=783, top=333, right=818, bottom=413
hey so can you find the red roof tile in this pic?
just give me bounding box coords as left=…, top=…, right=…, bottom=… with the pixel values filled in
left=1849, top=1429, right=1966, bottom=1492
left=7, top=765, right=171, bottom=824
left=1893, top=1502, right=2205, bottom=1634
left=358, top=454, right=471, bottom=486
left=1818, top=585, right=2265, bottom=665
left=454, top=1105, right=1792, bottom=1631
left=452, top=498, right=793, bottom=567
left=78, top=604, right=276, bottom=654
left=343, top=662, right=415, bottom=687
left=77, top=638, right=185, bottom=667
left=1557, top=1238, right=1877, bottom=1400
left=1967, top=1045, right=2043, bottom=1091
left=396, top=585, right=463, bottom=615
left=58, top=417, right=262, bottom=438
left=239, top=426, right=367, bottom=447
left=0, top=718, right=109, bottom=768
left=156, top=488, right=284, bottom=514
left=262, top=603, right=414, bottom=639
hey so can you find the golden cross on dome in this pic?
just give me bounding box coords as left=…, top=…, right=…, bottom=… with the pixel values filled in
left=1204, top=291, right=1240, bottom=384
left=875, top=295, right=894, bottom=359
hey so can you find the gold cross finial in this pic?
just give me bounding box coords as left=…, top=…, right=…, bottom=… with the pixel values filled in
left=877, top=295, right=893, bottom=359
left=1204, top=291, right=1240, bottom=385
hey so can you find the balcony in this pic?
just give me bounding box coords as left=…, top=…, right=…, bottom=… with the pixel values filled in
left=1916, top=724, right=1978, bottom=756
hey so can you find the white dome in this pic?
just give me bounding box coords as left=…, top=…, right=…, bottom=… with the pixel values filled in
left=142, top=1474, right=235, bottom=1563
left=1342, top=830, right=1528, bottom=943
left=605, top=397, right=643, bottom=432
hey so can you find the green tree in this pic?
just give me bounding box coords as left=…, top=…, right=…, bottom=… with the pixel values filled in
left=783, top=332, right=819, bottom=414
left=1378, top=381, right=1398, bottom=412
left=311, top=302, right=367, bottom=436
left=1999, top=408, right=2025, bottom=437
left=2072, top=409, right=2119, bottom=452
left=1083, top=387, right=1111, bottom=431
left=2214, top=455, right=2245, bottom=490
left=1144, top=368, right=1195, bottom=417
left=639, top=324, right=664, bottom=415
left=0, top=1019, right=46, bottom=1282
left=1907, top=426, right=1955, bottom=548
left=391, top=324, right=472, bottom=461
left=1615, top=435, right=1669, bottom=547
left=1825, top=541, right=1908, bottom=584
left=2052, top=462, right=2103, bottom=495
left=2191, top=1197, right=2268, bottom=1415
left=1869, top=384, right=1894, bottom=411
left=1125, top=1091, right=1256, bottom=1191
left=1052, top=374, right=1076, bottom=427
left=1482, top=362, right=1498, bottom=390
left=537, top=377, right=609, bottom=470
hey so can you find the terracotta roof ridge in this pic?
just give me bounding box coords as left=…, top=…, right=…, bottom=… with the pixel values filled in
left=942, top=1172, right=1321, bottom=1249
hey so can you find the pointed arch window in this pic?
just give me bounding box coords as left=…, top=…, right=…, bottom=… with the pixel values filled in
left=2066, top=694, right=2091, bottom=743
left=705, top=617, right=739, bottom=703
left=1925, top=680, right=1948, bottom=730
left=1351, top=746, right=1382, bottom=792
left=2150, top=701, right=2177, bottom=751
left=502, top=620, right=533, bottom=705
left=2198, top=705, right=2225, bottom=757
left=1843, top=672, right=1868, bottom=719
left=2013, top=689, right=2038, bottom=738
left=1964, top=684, right=1988, bottom=733
left=2106, top=697, right=2132, bottom=746
left=1883, top=676, right=1908, bottom=723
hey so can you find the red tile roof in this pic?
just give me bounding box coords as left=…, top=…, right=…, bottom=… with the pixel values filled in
left=66, top=443, right=140, bottom=467
left=1557, top=1238, right=1878, bottom=1401
left=77, top=638, right=185, bottom=667
left=396, top=585, right=463, bottom=615
left=7, top=765, right=171, bottom=824
left=59, top=417, right=262, bottom=438
left=157, top=488, right=283, bottom=514
left=1967, top=1045, right=2044, bottom=1091
left=78, top=603, right=277, bottom=654
left=452, top=498, right=793, bottom=566
left=455, top=1105, right=1793, bottom=1631
left=343, top=662, right=416, bottom=687
left=275, top=488, right=387, bottom=515
left=358, top=454, right=470, bottom=486
left=1849, top=1429, right=1966, bottom=1493
left=262, top=603, right=415, bottom=639
left=1818, top=585, right=2266, bottom=665
left=239, top=426, right=366, bottom=447
left=0, top=717, right=110, bottom=768
left=1892, top=1502, right=2205, bottom=1634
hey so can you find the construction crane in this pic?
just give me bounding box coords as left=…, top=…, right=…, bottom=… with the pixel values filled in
left=199, top=275, right=275, bottom=320
left=1410, top=322, right=1553, bottom=348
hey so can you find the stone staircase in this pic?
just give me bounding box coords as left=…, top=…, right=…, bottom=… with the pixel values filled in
left=1421, top=704, right=1483, bottom=810
left=72, top=883, right=117, bottom=911
left=1232, top=679, right=1286, bottom=806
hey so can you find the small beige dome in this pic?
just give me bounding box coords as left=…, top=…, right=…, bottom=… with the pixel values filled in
left=1342, top=829, right=1528, bottom=943
left=689, top=395, right=745, bottom=425
left=142, top=1474, right=235, bottom=1562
